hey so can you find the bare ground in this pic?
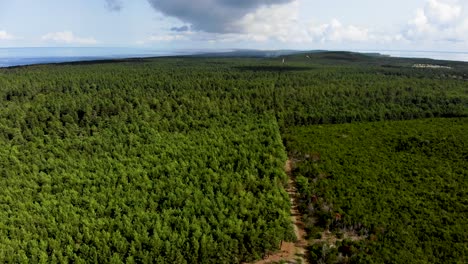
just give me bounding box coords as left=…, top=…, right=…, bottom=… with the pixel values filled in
left=252, top=159, right=308, bottom=264
left=312, top=230, right=366, bottom=247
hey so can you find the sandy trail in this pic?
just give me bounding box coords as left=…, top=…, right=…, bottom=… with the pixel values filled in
left=253, top=159, right=308, bottom=264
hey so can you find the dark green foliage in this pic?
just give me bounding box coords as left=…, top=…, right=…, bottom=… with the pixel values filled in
left=284, top=118, right=468, bottom=263
left=0, top=56, right=467, bottom=263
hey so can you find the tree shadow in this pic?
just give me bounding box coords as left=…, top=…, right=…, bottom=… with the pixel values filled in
left=57, top=58, right=154, bottom=66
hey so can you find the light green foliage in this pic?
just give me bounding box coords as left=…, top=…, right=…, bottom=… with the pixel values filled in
left=0, top=60, right=294, bottom=263
left=0, top=55, right=466, bottom=263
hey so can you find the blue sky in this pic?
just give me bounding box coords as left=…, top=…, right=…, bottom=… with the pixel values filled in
left=1, top=0, right=467, bottom=51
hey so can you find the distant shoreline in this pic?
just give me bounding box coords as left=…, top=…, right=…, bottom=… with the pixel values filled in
left=357, top=49, right=468, bottom=62
left=1, top=48, right=468, bottom=68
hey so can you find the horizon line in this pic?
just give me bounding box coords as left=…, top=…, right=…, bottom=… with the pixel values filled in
left=0, top=47, right=467, bottom=54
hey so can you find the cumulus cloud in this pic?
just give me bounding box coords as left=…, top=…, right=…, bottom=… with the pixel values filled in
left=233, top=1, right=371, bottom=44
left=308, top=19, right=370, bottom=43
left=0, top=30, right=15, bottom=40
left=106, top=0, right=394, bottom=46
left=138, top=0, right=407, bottom=48
left=105, top=0, right=122, bottom=12
left=425, top=0, right=461, bottom=25
left=148, top=34, right=187, bottom=42
left=41, top=31, right=98, bottom=45
left=146, top=0, right=294, bottom=33
left=137, top=33, right=189, bottom=45
left=235, top=1, right=308, bottom=42
left=100, top=0, right=466, bottom=49
left=139, top=0, right=467, bottom=48
left=404, top=0, right=467, bottom=42
left=171, top=25, right=190, bottom=32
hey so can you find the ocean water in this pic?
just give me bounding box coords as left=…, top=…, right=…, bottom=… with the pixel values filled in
left=0, top=47, right=196, bottom=68
left=359, top=50, right=468, bottom=62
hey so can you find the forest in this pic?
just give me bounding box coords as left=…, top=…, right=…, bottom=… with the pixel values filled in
left=0, top=52, right=467, bottom=263
left=284, top=118, right=467, bottom=263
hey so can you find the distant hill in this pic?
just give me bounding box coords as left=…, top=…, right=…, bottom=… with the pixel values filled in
left=192, top=49, right=326, bottom=58
left=192, top=49, right=465, bottom=65
left=193, top=49, right=465, bottom=69
left=284, top=51, right=468, bottom=71
left=192, top=49, right=389, bottom=59
left=4, top=49, right=468, bottom=74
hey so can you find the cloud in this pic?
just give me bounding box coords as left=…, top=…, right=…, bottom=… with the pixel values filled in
left=404, top=0, right=467, bottom=42
left=0, top=30, right=15, bottom=40
left=235, top=1, right=309, bottom=43
left=139, top=0, right=464, bottom=49
left=233, top=1, right=371, bottom=44
left=144, top=0, right=382, bottom=47
left=309, top=19, right=370, bottom=43
left=425, top=0, right=461, bottom=25
left=148, top=34, right=187, bottom=42
left=41, top=31, right=98, bottom=45
left=146, top=0, right=294, bottom=33
left=140, top=0, right=402, bottom=48
left=104, top=0, right=417, bottom=47
left=105, top=0, right=122, bottom=12
left=171, top=25, right=190, bottom=32
left=137, top=33, right=189, bottom=44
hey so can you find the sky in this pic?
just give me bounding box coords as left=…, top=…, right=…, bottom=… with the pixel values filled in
left=0, top=0, right=467, bottom=52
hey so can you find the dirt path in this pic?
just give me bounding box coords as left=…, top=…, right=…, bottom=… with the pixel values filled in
left=253, top=159, right=308, bottom=264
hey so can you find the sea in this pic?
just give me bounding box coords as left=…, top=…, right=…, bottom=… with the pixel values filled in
left=0, top=47, right=467, bottom=68
left=0, top=47, right=200, bottom=68
left=357, top=50, right=468, bottom=62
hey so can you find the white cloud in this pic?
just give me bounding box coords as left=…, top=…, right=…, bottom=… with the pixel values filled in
left=137, top=0, right=465, bottom=50
left=309, top=19, right=370, bottom=43
left=406, top=9, right=435, bottom=39
left=236, top=1, right=309, bottom=43
left=41, top=31, right=98, bottom=45
left=425, top=0, right=461, bottom=25
left=0, top=30, right=15, bottom=40
left=232, top=1, right=371, bottom=44
left=137, top=33, right=189, bottom=45
left=404, top=0, right=467, bottom=42
left=148, top=34, right=187, bottom=42
left=217, top=0, right=468, bottom=49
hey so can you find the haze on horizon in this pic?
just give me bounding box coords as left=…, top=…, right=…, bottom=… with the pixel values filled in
left=1, top=0, right=467, bottom=52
